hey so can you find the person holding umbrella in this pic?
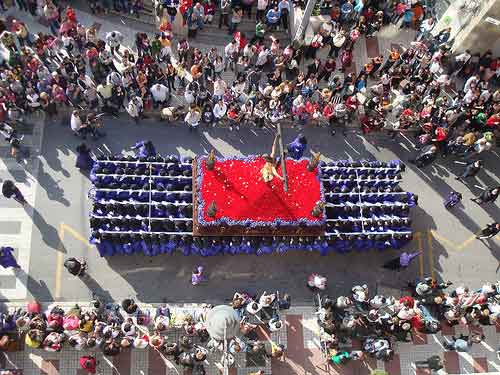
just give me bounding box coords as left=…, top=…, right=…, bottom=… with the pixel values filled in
left=2, top=180, right=26, bottom=205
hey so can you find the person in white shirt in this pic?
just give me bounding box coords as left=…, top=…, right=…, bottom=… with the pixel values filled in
left=26, top=88, right=41, bottom=110
left=224, top=40, right=238, bottom=71
left=185, top=105, right=201, bottom=131
left=256, top=48, right=270, bottom=68
left=70, top=110, right=83, bottom=136
left=240, top=100, right=253, bottom=124
left=106, top=71, right=122, bottom=87
left=417, top=17, right=434, bottom=41
left=105, top=31, right=123, bottom=56
left=463, top=74, right=479, bottom=93
left=213, top=56, right=224, bottom=79
left=150, top=83, right=169, bottom=107
left=213, top=78, right=227, bottom=101
left=212, top=99, right=227, bottom=127
left=127, top=96, right=143, bottom=123
left=96, top=83, right=113, bottom=105
left=61, top=33, right=76, bottom=55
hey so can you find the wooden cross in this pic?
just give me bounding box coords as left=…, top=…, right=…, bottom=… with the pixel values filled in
left=277, top=122, right=289, bottom=192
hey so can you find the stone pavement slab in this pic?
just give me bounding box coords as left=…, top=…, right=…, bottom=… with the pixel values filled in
left=0, top=117, right=44, bottom=300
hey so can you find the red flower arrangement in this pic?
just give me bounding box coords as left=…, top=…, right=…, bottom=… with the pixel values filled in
left=197, top=156, right=324, bottom=227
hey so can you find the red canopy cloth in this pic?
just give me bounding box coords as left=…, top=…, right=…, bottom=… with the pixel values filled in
left=197, top=156, right=324, bottom=227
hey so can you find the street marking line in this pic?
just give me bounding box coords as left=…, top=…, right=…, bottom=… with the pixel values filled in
left=427, top=231, right=435, bottom=280
left=430, top=230, right=478, bottom=251
left=61, top=223, right=92, bottom=247
left=55, top=223, right=64, bottom=299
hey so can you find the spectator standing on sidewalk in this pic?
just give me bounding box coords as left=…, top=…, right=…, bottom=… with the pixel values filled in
left=224, top=39, right=238, bottom=71
left=150, top=83, right=169, bottom=108
left=213, top=99, right=227, bottom=127
left=229, top=6, right=243, bottom=34
left=256, top=0, right=268, bottom=22
left=105, top=31, right=123, bottom=57
left=278, top=0, right=290, bottom=30
left=43, top=1, right=60, bottom=35
left=185, top=104, right=201, bottom=131
left=266, top=6, right=281, bottom=31
left=219, top=0, right=231, bottom=28
left=127, top=96, right=145, bottom=124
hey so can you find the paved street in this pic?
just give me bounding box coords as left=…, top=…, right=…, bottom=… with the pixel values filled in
left=0, top=115, right=496, bottom=304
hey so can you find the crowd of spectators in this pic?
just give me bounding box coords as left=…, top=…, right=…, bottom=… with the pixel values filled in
left=0, top=0, right=496, bottom=151
left=0, top=291, right=288, bottom=374
left=313, top=276, right=499, bottom=367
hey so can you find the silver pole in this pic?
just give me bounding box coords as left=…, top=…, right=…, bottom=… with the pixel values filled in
left=293, top=0, right=318, bottom=42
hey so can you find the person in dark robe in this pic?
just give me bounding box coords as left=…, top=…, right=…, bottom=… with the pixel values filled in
left=0, top=247, right=20, bottom=269
left=63, top=257, right=87, bottom=276
left=75, top=143, right=95, bottom=171
left=286, top=134, right=308, bottom=160
left=2, top=180, right=26, bottom=205
left=131, top=140, right=156, bottom=158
